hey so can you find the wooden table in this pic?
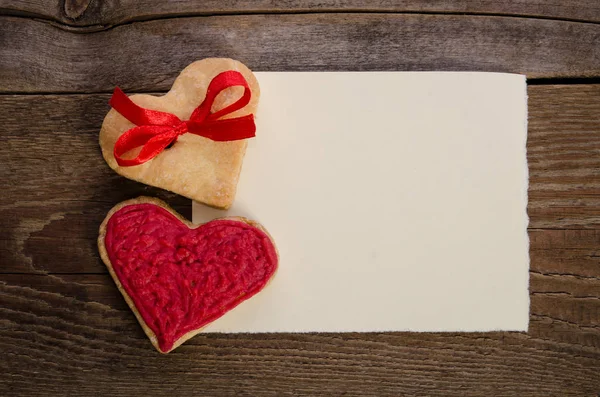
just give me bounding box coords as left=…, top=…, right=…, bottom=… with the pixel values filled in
left=1, top=1, right=599, bottom=395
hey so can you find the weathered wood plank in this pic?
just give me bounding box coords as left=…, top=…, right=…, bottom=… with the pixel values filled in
left=1, top=0, right=599, bottom=26
left=0, top=272, right=598, bottom=396
left=1, top=14, right=599, bottom=93
left=528, top=85, right=600, bottom=228
left=1, top=85, right=598, bottom=274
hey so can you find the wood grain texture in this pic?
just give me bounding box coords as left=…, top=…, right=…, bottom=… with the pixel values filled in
left=1, top=13, right=599, bottom=93
left=528, top=85, right=600, bottom=228
left=1, top=0, right=599, bottom=26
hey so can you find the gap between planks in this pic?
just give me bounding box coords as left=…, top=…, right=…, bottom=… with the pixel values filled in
left=1, top=8, right=600, bottom=33
left=0, top=80, right=598, bottom=96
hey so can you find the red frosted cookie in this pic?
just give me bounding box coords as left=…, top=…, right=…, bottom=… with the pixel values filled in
left=98, top=197, right=278, bottom=353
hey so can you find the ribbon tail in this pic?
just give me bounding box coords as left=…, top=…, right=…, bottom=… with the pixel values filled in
left=187, top=115, right=256, bottom=142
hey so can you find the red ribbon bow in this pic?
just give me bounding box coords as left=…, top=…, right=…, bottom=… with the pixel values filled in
left=109, top=71, right=256, bottom=167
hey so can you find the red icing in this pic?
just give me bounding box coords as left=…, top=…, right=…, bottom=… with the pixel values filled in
left=104, top=203, right=278, bottom=352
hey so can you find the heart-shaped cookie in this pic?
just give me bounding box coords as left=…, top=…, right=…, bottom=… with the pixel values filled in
left=98, top=197, right=278, bottom=353
left=99, top=58, right=260, bottom=209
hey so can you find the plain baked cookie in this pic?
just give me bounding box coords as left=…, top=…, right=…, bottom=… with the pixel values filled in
left=98, top=197, right=278, bottom=353
left=99, top=58, right=260, bottom=209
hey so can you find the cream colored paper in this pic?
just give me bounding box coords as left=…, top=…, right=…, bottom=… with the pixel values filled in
left=193, top=72, right=529, bottom=332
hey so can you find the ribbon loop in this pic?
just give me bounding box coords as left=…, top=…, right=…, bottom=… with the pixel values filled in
left=109, top=71, right=256, bottom=167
